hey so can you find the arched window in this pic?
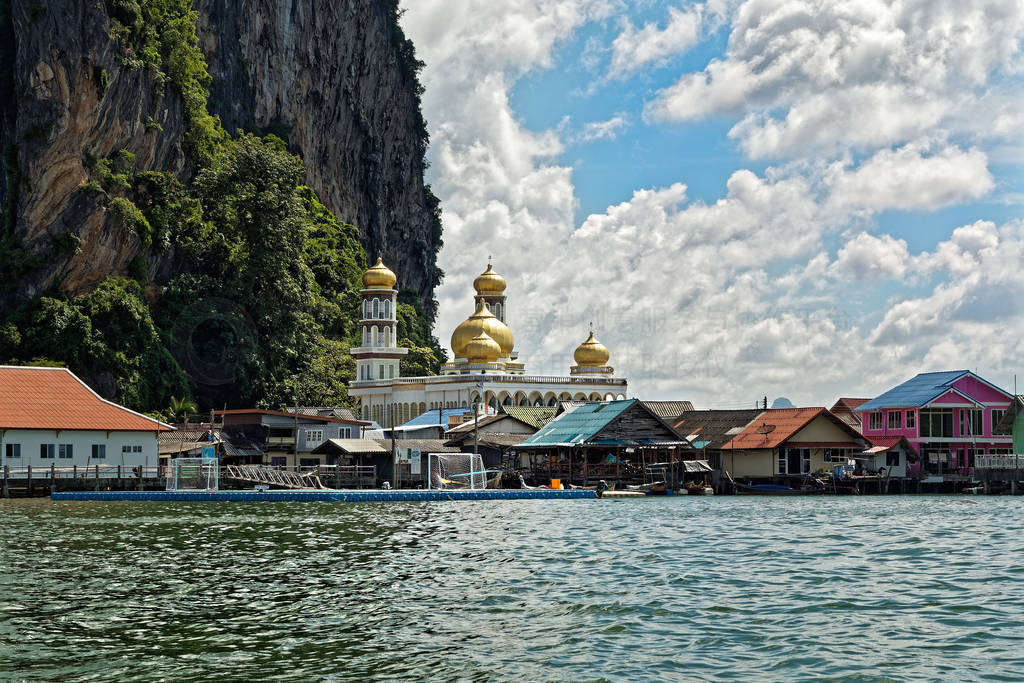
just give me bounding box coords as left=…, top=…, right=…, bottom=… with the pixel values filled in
left=362, top=300, right=368, bottom=319
left=383, top=299, right=391, bottom=320
left=377, top=328, right=384, bottom=346
left=493, top=303, right=502, bottom=320
left=361, top=327, right=368, bottom=346
left=370, top=326, right=378, bottom=347
left=383, top=327, right=390, bottom=347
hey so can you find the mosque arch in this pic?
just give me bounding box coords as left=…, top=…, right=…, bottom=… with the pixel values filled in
left=372, top=298, right=380, bottom=319
left=572, top=392, right=587, bottom=401
left=559, top=392, right=572, bottom=401
left=604, top=393, right=615, bottom=401
left=418, top=402, right=427, bottom=416
left=546, top=397, right=558, bottom=406
left=488, top=397, right=500, bottom=412
left=383, top=299, right=391, bottom=320
left=589, top=393, right=601, bottom=401
left=527, top=391, right=542, bottom=405
left=616, top=394, right=626, bottom=400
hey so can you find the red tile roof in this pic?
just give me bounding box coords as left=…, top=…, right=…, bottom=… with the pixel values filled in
left=721, top=407, right=867, bottom=450
left=830, top=398, right=870, bottom=412
left=0, top=366, right=172, bottom=432
left=865, top=434, right=918, bottom=455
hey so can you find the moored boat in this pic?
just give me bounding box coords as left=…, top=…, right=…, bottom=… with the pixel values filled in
left=734, top=482, right=826, bottom=495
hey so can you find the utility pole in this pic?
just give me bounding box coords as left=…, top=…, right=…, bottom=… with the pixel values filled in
left=473, top=379, right=484, bottom=457
left=390, top=402, right=398, bottom=488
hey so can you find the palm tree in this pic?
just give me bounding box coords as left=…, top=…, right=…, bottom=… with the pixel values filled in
left=168, top=396, right=199, bottom=420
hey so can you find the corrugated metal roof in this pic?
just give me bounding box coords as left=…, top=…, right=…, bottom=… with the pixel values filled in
left=313, top=438, right=388, bottom=455
left=380, top=439, right=461, bottom=453
left=0, top=366, right=173, bottom=432
left=672, top=410, right=762, bottom=449
left=857, top=371, right=971, bottom=411
left=864, top=434, right=918, bottom=455
left=519, top=400, right=637, bottom=448
left=501, top=406, right=557, bottom=428
left=395, top=408, right=471, bottom=430
left=641, top=400, right=695, bottom=418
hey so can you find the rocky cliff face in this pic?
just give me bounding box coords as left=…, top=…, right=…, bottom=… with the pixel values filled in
left=0, top=0, right=440, bottom=311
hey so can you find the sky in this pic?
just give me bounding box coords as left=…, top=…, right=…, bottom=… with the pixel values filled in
left=399, top=0, right=1024, bottom=408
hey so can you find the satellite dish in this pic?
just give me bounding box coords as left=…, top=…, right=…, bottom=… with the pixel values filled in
left=756, top=423, right=776, bottom=440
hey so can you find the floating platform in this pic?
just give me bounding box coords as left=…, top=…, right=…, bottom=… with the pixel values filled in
left=50, top=488, right=596, bottom=503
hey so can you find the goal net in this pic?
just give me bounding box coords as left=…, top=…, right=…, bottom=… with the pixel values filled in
left=167, top=456, right=219, bottom=491
left=427, top=453, right=487, bottom=490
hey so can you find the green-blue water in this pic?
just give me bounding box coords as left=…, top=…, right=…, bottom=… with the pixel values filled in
left=2, top=497, right=1023, bottom=681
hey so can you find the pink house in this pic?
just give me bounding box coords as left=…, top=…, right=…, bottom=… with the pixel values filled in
left=856, top=370, right=1014, bottom=476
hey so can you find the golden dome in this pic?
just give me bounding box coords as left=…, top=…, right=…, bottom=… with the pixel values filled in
left=362, top=257, right=397, bottom=289
left=573, top=331, right=610, bottom=367
left=451, top=300, right=514, bottom=359
left=473, top=263, right=507, bottom=295
left=464, top=331, right=502, bottom=364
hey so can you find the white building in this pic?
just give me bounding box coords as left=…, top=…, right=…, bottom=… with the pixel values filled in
left=0, top=366, right=172, bottom=470
left=349, top=260, right=628, bottom=426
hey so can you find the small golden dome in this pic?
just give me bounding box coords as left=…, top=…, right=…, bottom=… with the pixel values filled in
left=473, top=263, right=507, bottom=295
left=451, top=301, right=514, bottom=359
left=464, top=331, right=501, bottom=363
left=362, top=257, right=397, bottom=289
left=574, top=331, right=610, bottom=367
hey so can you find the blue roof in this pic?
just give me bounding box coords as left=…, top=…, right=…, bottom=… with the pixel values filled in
left=396, top=408, right=471, bottom=430
left=858, top=371, right=971, bottom=411
left=518, top=400, right=637, bottom=448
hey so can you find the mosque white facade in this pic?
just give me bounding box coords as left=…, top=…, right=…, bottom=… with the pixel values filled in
left=349, top=259, right=628, bottom=426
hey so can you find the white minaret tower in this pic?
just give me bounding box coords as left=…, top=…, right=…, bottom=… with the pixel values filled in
left=352, top=257, right=407, bottom=383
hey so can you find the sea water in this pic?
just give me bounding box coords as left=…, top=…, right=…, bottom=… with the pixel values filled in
left=2, top=496, right=1023, bottom=681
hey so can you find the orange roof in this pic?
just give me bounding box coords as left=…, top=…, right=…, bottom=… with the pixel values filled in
left=723, top=408, right=830, bottom=450
left=0, top=366, right=172, bottom=432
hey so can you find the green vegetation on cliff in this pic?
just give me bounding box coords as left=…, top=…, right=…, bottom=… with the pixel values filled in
left=0, top=0, right=445, bottom=414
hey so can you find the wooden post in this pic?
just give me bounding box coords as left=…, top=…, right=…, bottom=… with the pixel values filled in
left=94, top=464, right=100, bottom=491
left=27, top=464, right=32, bottom=496
left=50, top=463, right=56, bottom=493
left=2, top=465, right=8, bottom=498
left=335, top=463, right=341, bottom=489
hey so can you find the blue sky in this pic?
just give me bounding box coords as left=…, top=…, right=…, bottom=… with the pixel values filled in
left=402, top=0, right=1024, bottom=406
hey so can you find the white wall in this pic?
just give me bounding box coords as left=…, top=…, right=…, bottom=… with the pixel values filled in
left=0, top=429, right=160, bottom=469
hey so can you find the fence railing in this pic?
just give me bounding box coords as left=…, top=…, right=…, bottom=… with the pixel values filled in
left=975, top=454, right=1024, bottom=469
left=2, top=465, right=164, bottom=479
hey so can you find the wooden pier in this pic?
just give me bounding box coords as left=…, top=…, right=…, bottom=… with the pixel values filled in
left=2, top=464, right=377, bottom=498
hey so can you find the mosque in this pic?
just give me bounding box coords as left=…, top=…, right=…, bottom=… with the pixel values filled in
left=349, top=258, right=628, bottom=426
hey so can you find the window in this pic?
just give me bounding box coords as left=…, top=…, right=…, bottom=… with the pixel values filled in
left=888, top=411, right=901, bottom=430
left=991, top=409, right=1007, bottom=431
left=383, top=299, right=391, bottom=319
left=122, top=445, right=131, bottom=454
left=886, top=452, right=900, bottom=467
left=779, top=448, right=811, bottom=474
left=362, top=300, right=369, bottom=319
left=341, top=427, right=351, bottom=438
left=133, top=445, right=142, bottom=453
left=378, top=364, right=385, bottom=380
left=40, top=444, right=55, bottom=459
left=920, top=409, right=954, bottom=437
left=388, top=364, right=395, bottom=379
left=91, top=444, right=106, bottom=460
left=299, top=458, right=320, bottom=467
left=270, top=456, right=287, bottom=468
left=905, top=411, right=916, bottom=430
left=869, top=412, right=883, bottom=430
left=5, top=443, right=20, bottom=459
left=58, top=444, right=73, bottom=459
left=824, top=448, right=847, bottom=463
left=961, top=408, right=983, bottom=436
left=372, top=298, right=379, bottom=319
left=305, top=430, right=324, bottom=448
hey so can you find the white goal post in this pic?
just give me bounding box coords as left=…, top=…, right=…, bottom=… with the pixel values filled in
left=427, top=453, right=487, bottom=490
left=166, top=456, right=219, bottom=491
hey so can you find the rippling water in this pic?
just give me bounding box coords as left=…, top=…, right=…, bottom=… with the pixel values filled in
left=2, top=497, right=1024, bottom=681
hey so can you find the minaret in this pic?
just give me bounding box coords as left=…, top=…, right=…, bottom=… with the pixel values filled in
left=473, top=258, right=508, bottom=323
left=352, top=257, right=407, bottom=383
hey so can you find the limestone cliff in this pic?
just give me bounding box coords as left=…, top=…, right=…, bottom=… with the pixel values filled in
left=0, top=0, right=440, bottom=312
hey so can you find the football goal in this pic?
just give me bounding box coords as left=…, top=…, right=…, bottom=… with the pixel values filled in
left=427, top=453, right=487, bottom=490
left=166, top=456, right=219, bottom=491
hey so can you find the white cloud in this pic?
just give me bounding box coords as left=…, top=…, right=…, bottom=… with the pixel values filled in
left=825, top=143, right=995, bottom=213
left=829, top=233, right=910, bottom=281
left=576, top=114, right=629, bottom=142
left=609, top=5, right=704, bottom=77
left=645, top=0, right=1024, bottom=159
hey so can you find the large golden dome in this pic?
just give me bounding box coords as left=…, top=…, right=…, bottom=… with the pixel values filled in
left=451, top=301, right=514, bottom=358
left=473, top=263, right=507, bottom=295
left=573, top=331, right=610, bottom=367
left=465, top=331, right=502, bottom=364
left=362, top=257, right=397, bottom=289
